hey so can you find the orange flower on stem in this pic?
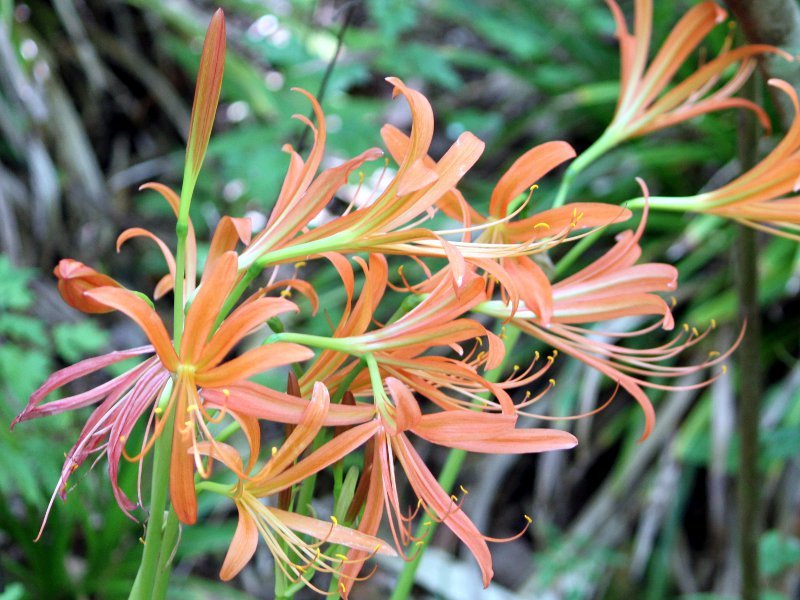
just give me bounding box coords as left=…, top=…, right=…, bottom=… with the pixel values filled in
left=196, top=383, right=395, bottom=595
left=553, top=0, right=791, bottom=206
left=633, top=79, right=800, bottom=239
left=477, top=199, right=738, bottom=440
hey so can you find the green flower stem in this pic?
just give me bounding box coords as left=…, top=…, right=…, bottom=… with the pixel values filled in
left=129, top=387, right=176, bottom=600
left=552, top=129, right=618, bottom=208
left=269, top=331, right=361, bottom=354
left=152, top=509, right=180, bottom=599
left=391, top=326, right=522, bottom=600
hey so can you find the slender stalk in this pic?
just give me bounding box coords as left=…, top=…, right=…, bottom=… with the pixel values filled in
left=129, top=389, right=176, bottom=600
left=391, top=326, right=522, bottom=600
left=733, top=70, right=762, bottom=600
left=552, top=129, right=618, bottom=208
left=152, top=509, right=180, bottom=598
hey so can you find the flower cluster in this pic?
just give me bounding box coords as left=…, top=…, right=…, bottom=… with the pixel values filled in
left=15, top=4, right=792, bottom=597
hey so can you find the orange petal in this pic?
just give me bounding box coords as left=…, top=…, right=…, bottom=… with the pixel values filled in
left=169, top=380, right=198, bottom=524
left=220, top=502, right=259, bottom=580
left=195, top=343, right=314, bottom=387
left=85, top=287, right=178, bottom=370
left=54, top=259, right=123, bottom=314
left=489, top=141, right=575, bottom=218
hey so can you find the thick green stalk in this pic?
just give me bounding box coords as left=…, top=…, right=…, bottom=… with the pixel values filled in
left=734, top=71, right=762, bottom=600
left=391, top=326, right=522, bottom=600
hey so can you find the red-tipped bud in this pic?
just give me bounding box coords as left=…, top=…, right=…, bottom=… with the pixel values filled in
left=54, top=259, right=122, bottom=314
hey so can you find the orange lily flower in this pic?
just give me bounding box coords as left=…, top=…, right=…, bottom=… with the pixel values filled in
left=638, top=79, right=800, bottom=239
left=477, top=203, right=737, bottom=440
left=197, top=383, right=395, bottom=594
left=14, top=247, right=312, bottom=526
left=335, top=378, right=577, bottom=596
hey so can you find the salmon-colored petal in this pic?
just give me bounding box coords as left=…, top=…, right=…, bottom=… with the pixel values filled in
left=207, top=216, right=251, bottom=272
left=385, top=377, right=421, bottom=434
left=392, top=433, right=493, bottom=587
left=195, top=343, right=314, bottom=387
left=489, top=141, right=575, bottom=218
left=181, top=251, right=239, bottom=362
left=116, top=228, right=177, bottom=297
left=413, top=412, right=578, bottom=453
left=506, top=203, right=631, bottom=242
left=220, top=502, right=259, bottom=580
left=252, top=421, right=380, bottom=496
left=250, top=382, right=330, bottom=486
left=169, top=380, right=198, bottom=524
left=84, top=288, right=178, bottom=370
left=203, top=382, right=374, bottom=425
left=54, top=259, right=123, bottom=314
left=504, top=256, right=553, bottom=326
left=199, top=297, right=299, bottom=370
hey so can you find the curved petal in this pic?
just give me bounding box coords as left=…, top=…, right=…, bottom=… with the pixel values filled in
left=220, top=502, right=259, bottom=581
left=195, top=343, right=314, bottom=387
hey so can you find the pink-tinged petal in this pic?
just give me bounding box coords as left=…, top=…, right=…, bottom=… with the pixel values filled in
left=54, top=259, right=123, bottom=314
left=199, top=297, right=299, bottom=370
left=392, top=433, right=494, bottom=587
left=12, top=346, right=154, bottom=428
left=489, top=141, right=576, bottom=218
left=170, top=379, right=198, bottom=524
left=184, top=9, right=226, bottom=189
left=503, top=257, right=553, bottom=326
left=85, top=288, right=179, bottom=371
left=181, top=251, right=240, bottom=363
left=252, top=421, right=380, bottom=495
left=385, top=377, right=421, bottom=434
left=269, top=506, right=396, bottom=556
left=194, top=440, right=245, bottom=472
left=267, top=144, right=305, bottom=229
left=140, top=182, right=197, bottom=294
left=253, top=278, right=319, bottom=315
left=250, top=382, right=330, bottom=485
left=220, top=502, right=259, bottom=581
left=207, top=216, right=251, bottom=272
left=203, top=382, right=374, bottom=426
left=413, top=412, right=578, bottom=453
left=195, top=343, right=314, bottom=387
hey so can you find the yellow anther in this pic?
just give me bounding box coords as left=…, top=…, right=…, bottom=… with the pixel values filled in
left=534, top=350, right=540, bottom=360
left=294, top=261, right=307, bottom=268
left=417, top=498, right=424, bottom=508
left=552, top=350, right=558, bottom=357
left=415, top=541, right=424, bottom=547
left=187, top=404, right=198, bottom=413
left=722, top=365, right=728, bottom=374
left=708, top=350, right=720, bottom=358
left=529, top=184, right=539, bottom=192
left=513, top=364, right=520, bottom=371
left=119, top=435, right=127, bottom=442
left=184, top=420, right=193, bottom=428
left=475, top=337, right=483, bottom=346
left=222, top=388, right=230, bottom=397
left=139, top=537, right=146, bottom=545
left=670, top=296, right=677, bottom=308
left=280, top=289, right=292, bottom=298
left=331, top=516, right=339, bottom=525
left=340, top=582, right=347, bottom=593
left=335, top=553, right=348, bottom=561
left=524, top=390, right=531, bottom=399
left=424, top=521, right=432, bottom=526
left=692, top=327, right=700, bottom=337
left=683, top=323, right=690, bottom=332
left=450, top=494, right=458, bottom=502
left=549, top=378, right=556, bottom=387
left=547, top=355, right=555, bottom=364
left=534, top=222, right=550, bottom=230
left=271, top=446, right=278, bottom=457
left=711, top=318, right=717, bottom=328
left=316, top=548, right=321, bottom=559
left=524, top=514, right=532, bottom=523
left=154, top=406, right=164, bottom=415
left=459, top=485, right=469, bottom=495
